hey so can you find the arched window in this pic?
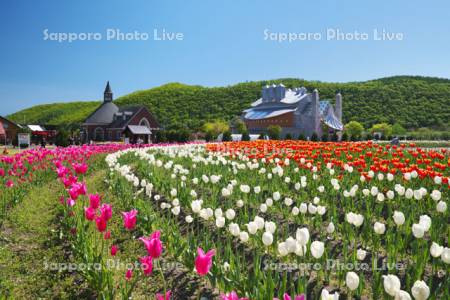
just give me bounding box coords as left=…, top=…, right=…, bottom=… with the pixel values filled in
left=139, top=118, right=150, bottom=128
left=94, top=127, right=104, bottom=141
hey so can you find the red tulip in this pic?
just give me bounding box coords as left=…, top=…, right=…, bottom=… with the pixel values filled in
left=195, top=247, right=215, bottom=276
left=110, top=245, right=118, bottom=256
left=89, top=193, right=101, bottom=209
left=139, top=231, right=163, bottom=258
left=125, top=269, right=133, bottom=281
left=84, top=207, right=96, bottom=221
left=95, top=216, right=107, bottom=232
left=100, top=203, right=112, bottom=221
left=122, top=209, right=138, bottom=230
left=139, top=256, right=153, bottom=276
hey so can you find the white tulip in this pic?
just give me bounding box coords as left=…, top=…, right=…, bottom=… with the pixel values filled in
left=387, top=173, right=394, bottom=181
left=405, top=188, right=414, bottom=199
left=430, top=242, right=443, bottom=258
left=411, top=280, right=430, bottom=300
left=436, top=201, right=447, bottom=213
left=171, top=206, right=180, bottom=215
left=317, top=206, right=327, bottom=215
left=239, top=231, right=249, bottom=243
left=265, top=221, right=276, bottom=234
left=377, top=193, right=385, bottom=202
left=404, top=172, right=411, bottom=180
left=215, top=216, right=225, bottom=228
left=412, top=223, right=425, bottom=238
left=226, top=209, right=236, bottom=220
left=393, top=211, right=405, bottom=226
left=292, top=206, right=299, bottom=216
left=387, top=190, right=395, bottom=199
left=326, top=222, right=335, bottom=234
left=419, top=215, right=431, bottom=232
left=236, top=199, right=244, bottom=207
left=185, top=215, right=193, bottom=223
left=254, top=216, right=265, bottom=230
left=273, top=191, right=281, bottom=201
left=383, top=274, right=401, bottom=296
left=310, top=241, right=325, bottom=259
left=191, top=200, right=202, bottom=213
left=434, top=176, right=442, bottom=184
left=313, top=196, right=320, bottom=204
left=286, top=237, right=297, bottom=253
left=308, top=203, right=317, bottom=214
left=254, top=186, right=261, bottom=193
left=228, top=223, right=240, bottom=236
left=356, top=249, right=367, bottom=261
left=247, top=222, right=258, bottom=234
left=278, top=242, right=288, bottom=256
left=395, top=290, right=412, bottom=300
left=413, top=190, right=422, bottom=200
left=346, top=271, right=359, bottom=291
left=260, top=203, right=268, bottom=213
left=265, top=198, right=273, bottom=207
left=441, top=247, right=450, bottom=264
left=262, top=231, right=273, bottom=246
left=214, top=208, right=223, bottom=218
left=374, top=222, right=386, bottom=235
left=299, top=203, right=308, bottom=214
left=284, top=197, right=293, bottom=206
left=296, top=228, right=310, bottom=246
left=430, top=190, right=441, bottom=201
left=321, top=288, right=339, bottom=300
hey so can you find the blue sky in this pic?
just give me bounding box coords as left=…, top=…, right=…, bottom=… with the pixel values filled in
left=1, top=0, right=449, bottom=115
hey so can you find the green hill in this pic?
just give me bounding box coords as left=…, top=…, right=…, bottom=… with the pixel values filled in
left=7, top=76, right=450, bottom=130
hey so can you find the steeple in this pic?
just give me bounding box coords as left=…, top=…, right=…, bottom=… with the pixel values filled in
left=104, top=81, right=113, bottom=102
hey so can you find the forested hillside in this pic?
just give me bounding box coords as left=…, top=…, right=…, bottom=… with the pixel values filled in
left=7, top=76, right=450, bottom=130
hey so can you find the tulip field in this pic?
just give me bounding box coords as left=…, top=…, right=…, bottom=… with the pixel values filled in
left=0, top=141, right=449, bottom=299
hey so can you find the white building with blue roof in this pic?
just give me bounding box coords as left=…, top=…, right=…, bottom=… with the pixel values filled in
left=242, top=84, right=343, bottom=138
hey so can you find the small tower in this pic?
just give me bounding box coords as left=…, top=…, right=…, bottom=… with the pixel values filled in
left=311, top=89, right=321, bottom=135
left=335, top=92, right=342, bottom=121
left=104, top=81, right=113, bottom=102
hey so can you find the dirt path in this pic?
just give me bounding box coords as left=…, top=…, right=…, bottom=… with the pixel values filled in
left=0, top=179, right=88, bottom=299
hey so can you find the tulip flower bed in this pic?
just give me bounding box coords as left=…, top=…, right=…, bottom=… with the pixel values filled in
left=99, top=141, right=449, bottom=299
left=0, top=144, right=144, bottom=222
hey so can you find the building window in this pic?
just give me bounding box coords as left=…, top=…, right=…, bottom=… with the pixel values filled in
left=139, top=118, right=150, bottom=128
left=94, top=127, right=104, bottom=141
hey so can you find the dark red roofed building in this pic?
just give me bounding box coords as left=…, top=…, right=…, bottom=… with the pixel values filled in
left=81, top=82, right=160, bottom=143
left=0, top=116, right=21, bottom=145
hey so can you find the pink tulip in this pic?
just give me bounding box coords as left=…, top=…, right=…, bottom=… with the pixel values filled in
left=66, top=198, right=76, bottom=207
left=72, top=162, right=88, bottom=174
left=84, top=206, right=96, bottom=221
left=221, top=291, right=249, bottom=300
left=95, top=216, right=107, bottom=232
left=274, top=294, right=305, bottom=300
left=100, top=203, right=112, bottom=221
left=125, top=268, right=133, bottom=280
left=6, top=180, right=14, bottom=188
left=0, top=168, right=5, bottom=177
left=139, top=230, right=163, bottom=258
left=122, top=209, right=138, bottom=230
left=195, top=247, right=215, bottom=276
left=111, top=245, right=118, bottom=256
left=139, top=256, right=153, bottom=276
left=156, top=290, right=171, bottom=300
left=89, top=193, right=101, bottom=209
